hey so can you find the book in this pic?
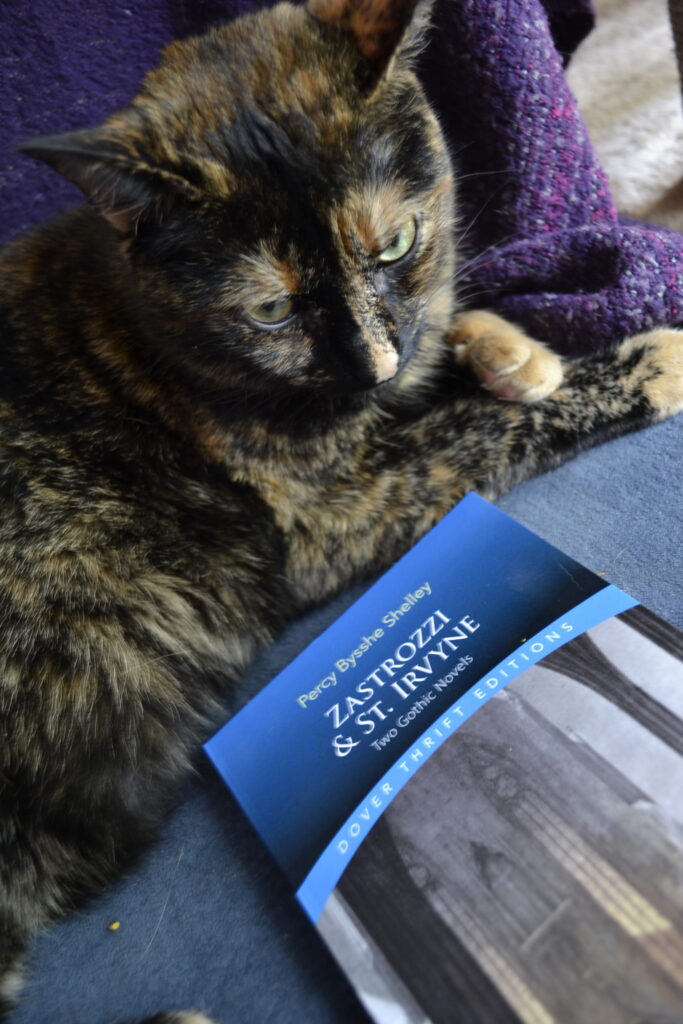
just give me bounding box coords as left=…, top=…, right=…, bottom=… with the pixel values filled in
left=205, top=492, right=683, bottom=1023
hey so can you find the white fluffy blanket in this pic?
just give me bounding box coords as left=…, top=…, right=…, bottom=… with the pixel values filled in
left=568, top=0, right=683, bottom=230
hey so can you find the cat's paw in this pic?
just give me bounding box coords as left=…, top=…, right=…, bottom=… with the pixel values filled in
left=619, top=327, right=683, bottom=419
left=448, top=310, right=564, bottom=402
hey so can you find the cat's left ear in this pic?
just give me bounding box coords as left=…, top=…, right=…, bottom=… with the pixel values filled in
left=307, top=0, right=433, bottom=79
left=17, top=128, right=195, bottom=234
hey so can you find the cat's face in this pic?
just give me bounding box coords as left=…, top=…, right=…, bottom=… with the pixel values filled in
left=22, top=0, right=456, bottom=407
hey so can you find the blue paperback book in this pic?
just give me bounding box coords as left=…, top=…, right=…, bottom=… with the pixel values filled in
left=206, top=493, right=683, bottom=1023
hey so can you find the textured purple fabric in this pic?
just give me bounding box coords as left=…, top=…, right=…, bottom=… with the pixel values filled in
left=1, top=0, right=682, bottom=356
left=417, top=1, right=683, bottom=353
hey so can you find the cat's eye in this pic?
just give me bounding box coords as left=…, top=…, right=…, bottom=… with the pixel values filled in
left=377, top=217, right=417, bottom=264
left=245, top=296, right=294, bottom=326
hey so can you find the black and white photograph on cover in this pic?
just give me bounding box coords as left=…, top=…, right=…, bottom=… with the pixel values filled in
left=318, top=606, right=683, bottom=1024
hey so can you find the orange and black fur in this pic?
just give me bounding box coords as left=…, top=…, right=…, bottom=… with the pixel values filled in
left=1, top=1, right=682, bottom=1022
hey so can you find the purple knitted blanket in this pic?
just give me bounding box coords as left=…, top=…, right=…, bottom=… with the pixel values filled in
left=2, top=0, right=681, bottom=355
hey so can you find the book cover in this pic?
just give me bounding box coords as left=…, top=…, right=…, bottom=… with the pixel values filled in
left=205, top=493, right=683, bottom=1023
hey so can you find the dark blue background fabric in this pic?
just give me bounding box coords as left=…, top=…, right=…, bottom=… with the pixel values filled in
left=2, top=0, right=682, bottom=1021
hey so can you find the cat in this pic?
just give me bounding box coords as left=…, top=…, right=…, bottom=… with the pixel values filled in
left=1, top=0, right=682, bottom=1022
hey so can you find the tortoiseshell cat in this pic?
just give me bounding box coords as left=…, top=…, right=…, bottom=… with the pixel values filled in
left=1, top=1, right=682, bottom=1021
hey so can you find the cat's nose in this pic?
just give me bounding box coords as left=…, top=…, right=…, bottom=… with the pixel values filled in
left=374, top=347, right=399, bottom=383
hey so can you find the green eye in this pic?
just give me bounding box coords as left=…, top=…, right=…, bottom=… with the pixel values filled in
left=245, top=296, right=294, bottom=326
left=377, top=217, right=417, bottom=264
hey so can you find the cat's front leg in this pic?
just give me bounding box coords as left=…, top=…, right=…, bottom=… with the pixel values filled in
left=473, top=324, right=683, bottom=483
left=412, top=320, right=683, bottom=511
left=449, top=309, right=564, bottom=402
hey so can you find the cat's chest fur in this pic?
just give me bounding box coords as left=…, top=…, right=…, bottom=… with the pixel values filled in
left=225, top=403, right=447, bottom=608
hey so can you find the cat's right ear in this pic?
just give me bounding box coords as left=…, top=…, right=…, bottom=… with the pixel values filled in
left=16, top=129, right=195, bottom=234
left=306, top=0, right=433, bottom=79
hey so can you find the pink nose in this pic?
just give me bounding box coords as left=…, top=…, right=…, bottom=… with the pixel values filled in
left=375, top=348, right=399, bottom=383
